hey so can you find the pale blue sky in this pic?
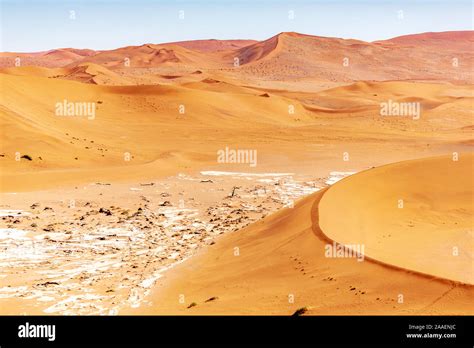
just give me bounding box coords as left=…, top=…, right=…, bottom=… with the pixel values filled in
left=1, top=0, right=472, bottom=52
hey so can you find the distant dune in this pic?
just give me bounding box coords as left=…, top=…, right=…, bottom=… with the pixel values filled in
left=0, top=48, right=96, bottom=68
left=225, top=34, right=280, bottom=65
left=230, top=31, right=474, bottom=82
left=169, top=39, right=258, bottom=52
left=0, top=63, right=132, bottom=85
left=68, top=44, right=204, bottom=68
left=1, top=31, right=472, bottom=84
left=376, top=30, right=474, bottom=45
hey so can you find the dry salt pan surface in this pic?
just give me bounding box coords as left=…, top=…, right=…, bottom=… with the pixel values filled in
left=0, top=170, right=355, bottom=314
left=0, top=210, right=31, bottom=217
left=325, top=172, right=357, bottom=185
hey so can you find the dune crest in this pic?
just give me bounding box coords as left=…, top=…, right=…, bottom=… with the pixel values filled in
left=2, top=31, right=472, bottom=84
left=319, top=154, right=474, bottom=284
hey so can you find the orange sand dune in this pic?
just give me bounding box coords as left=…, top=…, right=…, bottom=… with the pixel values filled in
left=169, top=39, right=258, bottom=52
left=129, top=155, right=473, bottom=315
left=224, top=34, right=280, bottom=65
left=0, top=63, right=132, bottom=85
left=0, top=72, right=314, bottom=191
left=1, top=72, right=472, bottom=192
left=304, top=81, right=474, bottom=119
left=70, top=43, right=221, bottom=69
left=0, top=48, right=96, bottom=68
left=319, top=154, right=474, bottom=284
left=375, top=31, right=474, bottom=50
left=182, top=78, right=262, bottom=94
left=221, top=31, right=474, bottom=84
left=0, top=65, right=67, bottom=78
left=2, top=31, right=472, bottom=85
left=62, top=63, right=133, bottom=85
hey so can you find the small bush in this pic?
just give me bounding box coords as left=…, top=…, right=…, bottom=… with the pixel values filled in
left=205, top=296, right=218, bottom=303
left=292, top=307, right=308, bottom=316
left=187, top=302, right=197, bottom=309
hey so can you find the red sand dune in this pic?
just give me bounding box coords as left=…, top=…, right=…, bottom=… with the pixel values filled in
left=227, top=31, right=474, bottom=82
left=0, top=48, right=96, bottom=68
left=169, top=39, right=258, bottom=52
left=1, top=31, right=472, bottom=84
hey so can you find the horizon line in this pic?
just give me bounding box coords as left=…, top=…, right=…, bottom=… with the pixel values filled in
left=3, top=29, right=473, bottom=54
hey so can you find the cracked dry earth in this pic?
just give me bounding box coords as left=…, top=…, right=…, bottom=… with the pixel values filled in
left=0, top=170, right=353, bottom=314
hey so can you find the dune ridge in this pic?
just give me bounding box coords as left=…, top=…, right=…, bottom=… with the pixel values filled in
left=2, top=31, right=472, bottom=85
left=1, top=69, right=472, bottom=192
left=319, top=154, right=474, bottom=285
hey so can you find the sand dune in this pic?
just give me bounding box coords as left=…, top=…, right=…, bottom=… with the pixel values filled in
left=223, top=31, right=473, bottom=84
left=0, top=71, right=314, bottom=191
left=1, top=70, right=472, bottom=192
left=0, top=65, right=67, bottom=78
left=169, top=39, right=258, bottom=52
left=70, top=43, right=220, bottom=69
left=2, top=31, right=472, bottom=86
left=376, top=31, right=474, bottom=49
left=62, top=63, right=133, bottom=85
left=305, top=81, right=474, bottom=116
left=0, top=63, right=132, bottom=85
left=0, top=48, right=96, bottom=68
left=129, top=155, right=473, bottom=315
left=319, top=154, right=474, bottom=284
left=225, top=34, right=281, bottom=65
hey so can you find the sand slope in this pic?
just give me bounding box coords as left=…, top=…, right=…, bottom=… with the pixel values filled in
left=169, top=39, right=258, bottom=52
left=0, top=63, right=132, bottom=85
left=0, top=48, right=96, bottom=68
left=128, top=155, right=473, bottom=315
left=319, top=154, right=474, bottom=284
left=70, top=43, right=219, bottom=69
left=1, top=71, right=472, bottom=192
left=225, top=31, right=474, bottom=83
left=0, top=72, right=315, bottom=191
